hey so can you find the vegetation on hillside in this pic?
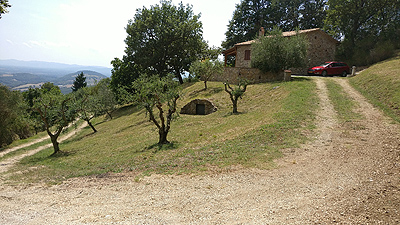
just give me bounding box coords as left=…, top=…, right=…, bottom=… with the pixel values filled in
left=251, top=28, right=308, bottom=73
left=224, top=0, right=400, bottom=67
left=0, top=84, right=32, bottom=147
left=6, top=78, right=317, bottom=184
left=349, top=54, right=400, bottom=123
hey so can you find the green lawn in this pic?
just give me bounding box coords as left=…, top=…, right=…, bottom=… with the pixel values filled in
left=6, top=77, right=318, bottom=184
left=349, top=53, right=400, bottom=123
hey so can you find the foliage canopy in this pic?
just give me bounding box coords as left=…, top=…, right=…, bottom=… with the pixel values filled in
left=132, top=74, right=181, bottom=145
left=222, top=0, right=326, bottom=49
left=0, top=0, right=10, bottom=19
left=0, top=84, right=31, bottom=147
left=324, top=0, right=400, bottom=65
left=72, top=72, right=87, bottom=92
left=251, top=29, right=308, bottom=73
left=189, top=59, right=224, bottom=90
left=112, top=0, right=206, bottom=86
left=31, top=85, right=77, bottom=155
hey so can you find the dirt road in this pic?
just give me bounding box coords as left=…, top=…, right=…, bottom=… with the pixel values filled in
left=0, top=77, right=399, bottom=224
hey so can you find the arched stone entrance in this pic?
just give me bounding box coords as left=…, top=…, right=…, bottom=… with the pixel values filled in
left=180, top=99, right=217, bottom=115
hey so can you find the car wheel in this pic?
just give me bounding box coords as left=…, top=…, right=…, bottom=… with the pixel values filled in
left=322, top=71, right=328, bottom=77
left=341, top=71, right=347, bottom=77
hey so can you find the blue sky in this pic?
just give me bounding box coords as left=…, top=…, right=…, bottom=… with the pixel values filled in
left=0, top=0, right=241, bottom=68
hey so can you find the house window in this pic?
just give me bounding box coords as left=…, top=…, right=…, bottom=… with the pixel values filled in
left=244, top=50, right=251, bottom=60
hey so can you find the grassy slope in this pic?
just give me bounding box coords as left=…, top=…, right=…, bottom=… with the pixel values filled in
left=8, top=77, right=318, bottom=184
left=349, top=53, right=400, bottom=123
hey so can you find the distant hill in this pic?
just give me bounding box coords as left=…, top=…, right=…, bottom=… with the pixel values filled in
left=0, top=59, right=112, bottom=77
left=1, top=70, right=108, bottom=94
left=0, top=59, right=112, bottom=94
left=57, top=70, right=108, bottom=85
left=0, top=73, right=51, bottom=88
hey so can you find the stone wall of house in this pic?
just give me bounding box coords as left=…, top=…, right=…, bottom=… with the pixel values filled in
left=291, top=31, right=338, bottom=74
left=210, top=67, right=283, bottom=84
left=180, top=99, right=217, bottom=115
left=235, top=45, right=252, bottom=68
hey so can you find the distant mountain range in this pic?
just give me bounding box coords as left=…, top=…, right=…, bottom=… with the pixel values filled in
left=0, top=59, right=111, bottom=93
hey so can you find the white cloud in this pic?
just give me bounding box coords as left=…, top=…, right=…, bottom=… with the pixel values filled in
left=22, top=42, right=32, bottom=48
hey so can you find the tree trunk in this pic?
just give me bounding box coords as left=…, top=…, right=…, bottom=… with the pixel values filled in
left=87, top=120, right=97, bottom=133
left=50, top=136, right=60, bottom=156
left=158, top=129, right=170, bottom=145
left=232, top=99, right=238, bottom=114
left=204, top=80, right=208, bottom=90
left=176, top=74, right=183, bottom=84
left=106, top=111, right=113, bottom=120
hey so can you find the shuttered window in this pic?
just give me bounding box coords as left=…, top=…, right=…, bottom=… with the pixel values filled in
left=244, top=50, right=251, bottom=60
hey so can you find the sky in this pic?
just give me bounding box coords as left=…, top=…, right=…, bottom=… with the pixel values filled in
left=0, top=0, right=241, bottom=68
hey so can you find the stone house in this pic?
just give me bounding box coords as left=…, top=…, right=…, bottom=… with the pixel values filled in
left=217, top=28, right=339, bottom=84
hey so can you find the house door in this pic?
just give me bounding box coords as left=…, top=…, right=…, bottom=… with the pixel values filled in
left=196, top=104, right=205, bottom=115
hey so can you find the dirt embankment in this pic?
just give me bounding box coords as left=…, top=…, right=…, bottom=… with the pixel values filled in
left=0, top=77, right=399, bottom=224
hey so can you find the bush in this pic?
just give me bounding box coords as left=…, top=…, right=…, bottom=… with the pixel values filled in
left=251, top=28, right=308, bottom=73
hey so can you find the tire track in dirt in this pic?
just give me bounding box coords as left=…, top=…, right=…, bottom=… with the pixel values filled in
left=0, top=122, right=87, bottom=174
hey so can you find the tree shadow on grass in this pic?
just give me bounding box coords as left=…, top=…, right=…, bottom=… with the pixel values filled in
left=112, top=104, right=141, bottom=120
left=50, top=150, right=76, bottom=158
left=146, top=142, right=180, bottom=153
left=222, top=111, right=246, bottom=117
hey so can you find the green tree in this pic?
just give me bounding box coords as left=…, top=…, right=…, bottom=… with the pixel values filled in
left=74, top=78, right=117, bottom=133
left=224, top=79, right=248, bottom=114
left=93, top=78, right=117, bottom=120
left=32, top=86, right=76, bottom=155
left=325, top=0, right=400, bottom=65
left=132, top=74, right=181, bottom=145
left=72, top=72, right=87, bottom=92
left=0, top=85, right=32, bottom=147
left=115, top=0, right=206, bottom=84
left=222, top=0, right=327, bottom=49
left=41, top=82, right=60, bottom=93
left=189, top=59, right=224, bottom=90
left=251, top=28, right=308, bottom=73
left=23, top=87, right=44, bottom=134
left=0, top=0, right=11, bottom=19
left=74, top=88, right=98, bottom=133
left=110, top=57, right=140, bottom=103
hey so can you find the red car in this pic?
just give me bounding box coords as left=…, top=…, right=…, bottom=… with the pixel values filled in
left=308, top=61, right=350, bottom=77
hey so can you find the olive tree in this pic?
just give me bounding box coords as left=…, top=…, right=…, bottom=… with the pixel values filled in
left=251, top=28, right=308, bottom=73
left=189, top=59, right=223, bottom=90
left=132, top=74, right=181, bottom=145
left=74, top=78, right=117, bottom=133
left=32, top=85, right=76, bottom=155
left=224, top=79, right=249, bottom=114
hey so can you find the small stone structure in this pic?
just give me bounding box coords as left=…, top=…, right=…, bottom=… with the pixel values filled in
left=180, top=99, right=217, bottom=115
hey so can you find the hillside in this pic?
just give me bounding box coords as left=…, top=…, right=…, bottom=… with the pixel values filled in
left=2, top=72, right=399, bottom=223
left=2, top=70, right=108, bottom=93
left=5, top=78, right=318, bottom=183
left=349, top=53, right=400, bottom=122
left=0, top=59, right=112, bottom=77
left=0, top=59, right=111, bottom=93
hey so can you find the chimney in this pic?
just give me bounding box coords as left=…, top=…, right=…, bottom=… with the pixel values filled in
left=259, top=27, right=265, bottom=37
